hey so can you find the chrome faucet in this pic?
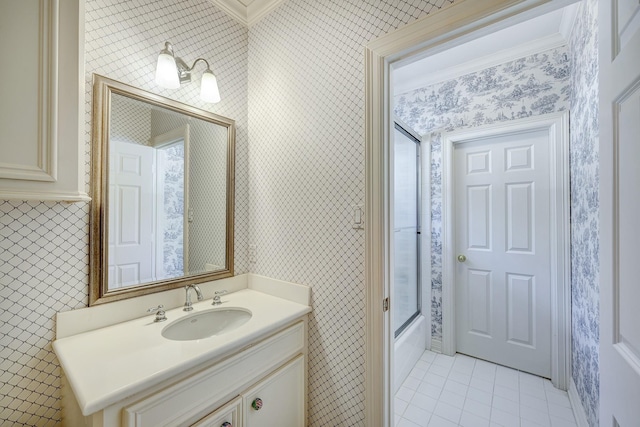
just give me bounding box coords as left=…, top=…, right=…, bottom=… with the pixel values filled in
left=184, top=284, right=203, bottom=311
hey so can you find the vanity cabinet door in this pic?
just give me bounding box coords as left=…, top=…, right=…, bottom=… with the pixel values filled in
left=243, top=356, right=304, bottom=427
left=191, top=396, right=241, bottom=427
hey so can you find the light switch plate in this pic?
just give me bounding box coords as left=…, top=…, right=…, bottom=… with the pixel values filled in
left=352, top=204, right=364, bottom=229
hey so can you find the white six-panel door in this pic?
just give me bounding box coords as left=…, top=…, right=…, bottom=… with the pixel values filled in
left=108, top=141, right=154, bottom=288
left=453, top=128, right=553, bottom=378
left=599, top=0, right=640, bottom=424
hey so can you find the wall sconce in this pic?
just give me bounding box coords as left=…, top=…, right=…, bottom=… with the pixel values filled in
left=154, top=41, right=221, bottom=103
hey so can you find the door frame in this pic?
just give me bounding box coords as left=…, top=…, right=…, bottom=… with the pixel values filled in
left=364, top=1, right=578, bottom=425
left=440, top=112, right=571, bottom=389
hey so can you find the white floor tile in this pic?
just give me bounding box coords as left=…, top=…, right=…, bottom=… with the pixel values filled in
left=395, top=350, right=578, bottom=427
left=404, top=404, right=432, bottom=427
left=396, top=397, right=409, bottom=415
left=417, top=382, right=444, bottom=399
left=397, top=386, right=416, bottom=402
left=490, top=407, right=521, bottom=426
left=433, top=401, right=462, bottom=424
left=550, top=415, right=578, bottom=427
left=470, top=376, right=494, bottom=393
left=493, top=384, right=519, bottom=402
left=466, top=386, right=494, bottom=406
left=521, top=393, right=549, bottom=412
left=520, top=403, right=551, bottom=426
left=492, top=395, right=519, bottom=416
left=548, top=403, right=576, bottom=422
left=439, top=390, right=465, bottom=409
left=424, top=373, right=447, bottom=388
left=403, top=376, right=422, bottom=391
left=448, top=370, right=472, bottom=385
left=428, top=415, right=458, bottom=427
left=430, top=364, right=452, bottom=378
left=411, top=392, right=438, bottom=413
left=398, top=417, right=422, bottom=427
left=460, top=411, right=491, bottom=427
left=463, top=398, right=491, bottom=420
left=443, top=379, right=468, bottom=397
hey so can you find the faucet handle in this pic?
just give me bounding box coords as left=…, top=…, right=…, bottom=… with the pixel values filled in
left=147, top=305, right=167, bottom=322
left=212, top=290, right=228, bottom=306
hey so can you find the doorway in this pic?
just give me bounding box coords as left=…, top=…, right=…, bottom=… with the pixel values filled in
left=364, top=1, right=580, bottom=425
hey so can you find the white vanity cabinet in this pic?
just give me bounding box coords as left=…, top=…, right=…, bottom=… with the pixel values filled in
left=64, top=318, right=308, bottom=427
left=242, top=355, right=305, bottom=427
left=0, top=0, right=89, bottom=201
left=191, top=397, right=241, bottom=427
left=191, top=356, right=304, bottom=427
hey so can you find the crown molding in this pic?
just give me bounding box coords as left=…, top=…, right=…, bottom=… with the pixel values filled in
left=394, top=32, right=568, bottom=96
left=208, top=0, right=286, bottom=26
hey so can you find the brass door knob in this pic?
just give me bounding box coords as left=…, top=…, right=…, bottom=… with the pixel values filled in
left=457, top=254, right=467, bottom=262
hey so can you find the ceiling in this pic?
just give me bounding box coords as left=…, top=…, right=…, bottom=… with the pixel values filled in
left=208, top=0, right=285, bottom=26
left=392, top=4, right=579, bottom=96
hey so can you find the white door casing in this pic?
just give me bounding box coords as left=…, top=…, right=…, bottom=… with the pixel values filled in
left=442, top=112, right=570, bottom=388
left=364, top=1, right=578, bottom=425
left=108, top=141, right=154, bottom=288
left=599, top=0, right=640, bottom=425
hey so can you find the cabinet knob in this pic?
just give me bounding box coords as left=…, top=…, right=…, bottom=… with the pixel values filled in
left=251, top=398, right=263, bottom=411
left=220, top=422, right=232, bottom=427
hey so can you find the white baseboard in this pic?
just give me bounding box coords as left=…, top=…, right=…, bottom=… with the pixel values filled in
left=430, top=338, right=442, bottom=353
left=568, top=378, right=589, bottom=427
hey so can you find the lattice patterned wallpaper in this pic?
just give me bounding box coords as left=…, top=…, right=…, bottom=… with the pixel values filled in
left=248, top=1, right=454, bottom=425
left=0, top=0, right=248, bottom=424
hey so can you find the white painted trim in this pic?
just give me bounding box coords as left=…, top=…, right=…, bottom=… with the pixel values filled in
left=559, top=2, right=580, bottom=40
left=206, top=0, right=286, bottom=26
left=395, top=33, right=567, bottom=96
left=421, top=134, right=432, bottom=352
left=0, top=0, right=58, bottom=182
left=568, top=378, right=590, bottom=427
left=440, top=111, right=571, bottom=389
left=0, top=189, right=91, bottom=202
left=365, top=2, right=576, bottom=425
left=430, top=338, right=442, bottom=354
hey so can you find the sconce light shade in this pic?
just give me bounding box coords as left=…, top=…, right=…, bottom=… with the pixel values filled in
left=154, top=41, right=220, bottom=103
left=155, top=51, right=180, bottom=89
left=200, top=69, right=221, bottom=103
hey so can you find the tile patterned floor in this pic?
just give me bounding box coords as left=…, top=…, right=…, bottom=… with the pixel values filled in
left=395, top=351, right=578, bottom=427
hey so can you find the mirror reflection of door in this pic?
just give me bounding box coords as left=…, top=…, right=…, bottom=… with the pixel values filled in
left=108, top=140, right=154, bottom=288
left=107, top=122, right=190, bottom=289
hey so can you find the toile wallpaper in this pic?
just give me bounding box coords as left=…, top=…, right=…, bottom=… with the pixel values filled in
left=394, top=45, right=571, bottom=340
left=161, top=144, right=185, bottom=279
left=568, top=0, right=599, bottom=425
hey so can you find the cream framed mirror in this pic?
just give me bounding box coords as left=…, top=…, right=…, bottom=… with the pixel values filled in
left=89, top=75, right=235, bottom=305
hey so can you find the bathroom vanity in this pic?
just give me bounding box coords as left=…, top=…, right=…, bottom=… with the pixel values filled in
left=54, top=275, right=311, bottom=427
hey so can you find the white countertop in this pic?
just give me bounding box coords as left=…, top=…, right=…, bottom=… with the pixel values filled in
left=53, top=288, right=311, bottom=415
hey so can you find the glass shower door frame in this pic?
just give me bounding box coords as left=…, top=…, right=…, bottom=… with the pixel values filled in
left=393, top=121, right=421, bottom=338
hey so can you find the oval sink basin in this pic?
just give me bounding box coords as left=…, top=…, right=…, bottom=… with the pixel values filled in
left=162, top=308, right=252, bottom=341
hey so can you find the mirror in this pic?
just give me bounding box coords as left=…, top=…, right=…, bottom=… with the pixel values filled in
left=90, top=75, right=235, bottom=305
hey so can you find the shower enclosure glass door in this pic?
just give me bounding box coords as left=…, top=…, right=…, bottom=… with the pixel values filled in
left=393, top=122, right=421, bottom=337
